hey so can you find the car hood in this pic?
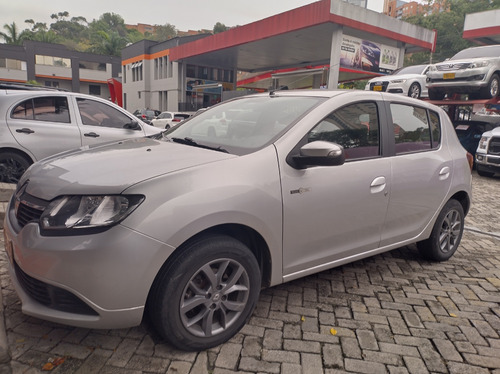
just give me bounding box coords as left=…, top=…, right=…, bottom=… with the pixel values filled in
left=435, top=57, right=497, bottom=66
left=369, top=73, right=422, bottom=83
left=21, top=136, right=236, bottom=200
left=484, top=127, right=500, bottom=137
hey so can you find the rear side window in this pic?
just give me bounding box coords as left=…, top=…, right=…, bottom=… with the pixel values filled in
left=308, top=101, right=380, bottom=161
left=11, top=97, right=70, bottom=123
left=391, top=103, right=441, bottom=154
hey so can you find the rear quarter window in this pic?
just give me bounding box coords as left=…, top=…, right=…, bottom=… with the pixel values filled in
left=11, top=97, right=70, bottom=123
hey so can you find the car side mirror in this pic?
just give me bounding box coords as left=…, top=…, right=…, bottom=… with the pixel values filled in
left=124, top=121, right=141, bottom=130
left=292, top=141, right=345, bottom=169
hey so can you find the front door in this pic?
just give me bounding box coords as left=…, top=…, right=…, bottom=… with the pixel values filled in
left=280, top=101, right=391, bottom=279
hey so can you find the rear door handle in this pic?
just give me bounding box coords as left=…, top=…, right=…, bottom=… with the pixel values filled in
left=16, top=128, right=35, bottom=134
left=439, top=166, right=450, bottom=180
left=84, top=132, right=100, bottom=138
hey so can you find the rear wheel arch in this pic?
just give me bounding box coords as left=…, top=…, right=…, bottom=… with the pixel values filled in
left=450, top=191, right=470, bottom=217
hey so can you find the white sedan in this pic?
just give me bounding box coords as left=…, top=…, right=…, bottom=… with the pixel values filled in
left=365, top=64, right=430, bottom=99
left=151, top=111, right=192, bottom=129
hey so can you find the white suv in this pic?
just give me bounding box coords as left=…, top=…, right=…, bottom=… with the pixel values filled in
left=0, top=87, right=161, bottom=183
left=4, top=90, right=472, bottom=351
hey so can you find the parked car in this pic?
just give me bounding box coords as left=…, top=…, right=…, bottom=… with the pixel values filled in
left=426, top=45, right=500, bottom=100
left=0, top=89, right=162, bottom=183
left=475, top=126, right=500, bottom=177
left=453, top=120, right=500, bottom=161
left=133, top=108, right=160, bottom=124
left=151, top=111, right=192, bottom=129
left=365, top=64, right=430, bottom=98
left=4, top=90, right=472, bottom=351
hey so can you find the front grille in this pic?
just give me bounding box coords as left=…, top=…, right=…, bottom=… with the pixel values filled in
left=14, top=188, right=48, bottom=229
left=369, top=82, right=388, bottom=92
left=16, top=202, right=44, bottom=227
left=14, top=260, right=98, bottom=316
left=488, top=137, right=500, bottom=155
left=436, top=62, right=470, bottom=71
left=487, top=157, right=500, bottom=165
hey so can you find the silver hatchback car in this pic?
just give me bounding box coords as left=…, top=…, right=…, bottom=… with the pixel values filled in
left=4, top=90, right=472, bottom=351
left=0, top=88, right=161, bottom=183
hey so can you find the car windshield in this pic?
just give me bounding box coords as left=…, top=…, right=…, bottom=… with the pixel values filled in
left=162, top=95, right=324, bottom=155
left=390, top=65, right=426, bottom=75
left=451, top=46, right=500, bottom=60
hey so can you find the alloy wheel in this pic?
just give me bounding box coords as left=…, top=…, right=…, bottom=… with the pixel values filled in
left=438, top=209, right=462, bottom=253
left=180, top=258, right=250, bottom=337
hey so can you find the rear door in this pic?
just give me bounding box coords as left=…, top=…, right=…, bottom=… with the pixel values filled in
left=380, top=101, right=452, bottom=246
left=7, top=95, right=82, bottom=160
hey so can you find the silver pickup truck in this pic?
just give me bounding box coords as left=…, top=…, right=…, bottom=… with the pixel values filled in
left=476, top=126, right=500, bottom=177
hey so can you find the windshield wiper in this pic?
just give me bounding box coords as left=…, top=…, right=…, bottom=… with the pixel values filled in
left=171, top=137, right=229, bottom=153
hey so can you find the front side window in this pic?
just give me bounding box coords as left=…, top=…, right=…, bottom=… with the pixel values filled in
left=307, top=102, right=380, bottom=160
left=391, top=103, right=438, bottom=154
left=77, top=98, right=136, bottom=129
left=11, top=97, right=70, bottom=123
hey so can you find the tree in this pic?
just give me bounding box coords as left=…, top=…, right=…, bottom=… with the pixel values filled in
left=152, top=24, right=177, bottom=41
left=0, top=22, right=26, bottom=45
left=403, top=0, right=500, bottom=64
left=213, top=22, right=229, bottom=34
left=89, top=30, right=128, bottom=56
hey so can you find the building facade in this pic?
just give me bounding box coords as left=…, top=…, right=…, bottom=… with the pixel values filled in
left=121, top=34, right=237, bottom=113
left=0, top=41, right=121, bottom=99
left=383, top=0, right=448, bottom=19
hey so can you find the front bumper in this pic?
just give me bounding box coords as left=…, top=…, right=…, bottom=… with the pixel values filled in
left=3, top=198, right=174, bottom=329
left=476, top=153, right=500, bottom=173
left=426, top=67, right=490, bottom=92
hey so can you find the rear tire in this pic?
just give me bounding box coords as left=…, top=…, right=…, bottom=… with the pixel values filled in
left=148, top=235, right=261, bottom=351
left=0, top=151, right=32, bottom=184
left=417, top=199, right=464, bottom=262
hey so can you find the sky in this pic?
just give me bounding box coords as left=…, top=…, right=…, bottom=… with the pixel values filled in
left=1, top=0, right=384, bottom=33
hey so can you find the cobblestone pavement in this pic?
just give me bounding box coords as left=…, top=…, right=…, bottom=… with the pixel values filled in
left=1, top=173, right=500, bottom=374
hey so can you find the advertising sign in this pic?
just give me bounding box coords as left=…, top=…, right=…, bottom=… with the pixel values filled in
left=340, top=35, right=399, bottom=74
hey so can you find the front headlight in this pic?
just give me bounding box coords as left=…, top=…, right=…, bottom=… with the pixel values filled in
left=478, top=136, right=489, bottom=150
left=391, top=79, right=406, bottom=84
left=40, top=195, right=144, bottom=232
left=470, top=60, right=490, bottom=69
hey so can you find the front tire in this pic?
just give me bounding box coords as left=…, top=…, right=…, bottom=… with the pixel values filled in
left=408, top=82, right=421, bottom=99
left=417, top=199, right=464, bottom=261
left=148, top=235, right=261, bottom=351
left=477, top=168, right=495, bottom=178
left=428, top=88, right=445, bottom=101
left=479, top=74, right=499, bottom=99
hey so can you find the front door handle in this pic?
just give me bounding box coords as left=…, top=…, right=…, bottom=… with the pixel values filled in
left=16, top=128, right=35, bottom=134
left=84, top=132, right=100, bottom=138
left=370, top=176, right=386, bottom=194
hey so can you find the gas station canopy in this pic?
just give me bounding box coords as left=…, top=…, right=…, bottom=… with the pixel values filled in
left=169, top=0, right=436, bottom=89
